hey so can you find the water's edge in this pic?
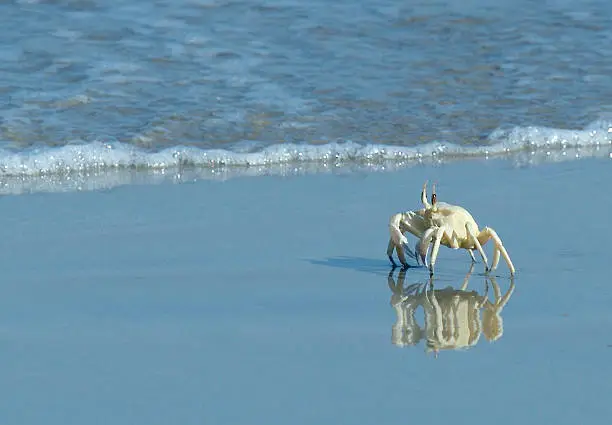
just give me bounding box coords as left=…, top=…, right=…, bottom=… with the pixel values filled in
left=1, top=120, right=610, bottom=194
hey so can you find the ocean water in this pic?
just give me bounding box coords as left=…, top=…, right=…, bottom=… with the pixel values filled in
left=1, top=0, right=611, bottom=194
left=3, top=159, right=612, bottom=424
left=3, top=2, right=612, bottom=422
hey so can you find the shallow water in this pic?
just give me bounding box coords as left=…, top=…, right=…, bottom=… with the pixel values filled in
left=1, top=0, right=611, bottom=188
left=1, top=159, right=611, bottom=424
left=1, top=1, right=612, bottom=423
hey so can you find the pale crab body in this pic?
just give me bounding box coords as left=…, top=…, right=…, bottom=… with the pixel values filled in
left=387, top=182, right=515, bottom=275
left=420, top=202, right=479, bottom=248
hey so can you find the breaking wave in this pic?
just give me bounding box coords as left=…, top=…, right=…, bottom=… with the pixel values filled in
left=0, top=120, right=610, bottom=194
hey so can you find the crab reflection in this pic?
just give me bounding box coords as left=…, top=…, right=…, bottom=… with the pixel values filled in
left=388, top=265, right=515, bottom=355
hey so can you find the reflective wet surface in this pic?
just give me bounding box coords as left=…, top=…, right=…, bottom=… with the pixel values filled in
left=2, top=159, right=610, bottom=424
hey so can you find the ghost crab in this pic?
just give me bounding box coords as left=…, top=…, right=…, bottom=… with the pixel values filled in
left=387, top=182, right=515, bottom=276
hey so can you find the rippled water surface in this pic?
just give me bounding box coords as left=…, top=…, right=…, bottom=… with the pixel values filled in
left=1, top=0, right=611, bottom=190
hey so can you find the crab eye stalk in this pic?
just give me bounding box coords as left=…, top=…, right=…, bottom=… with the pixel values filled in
left=431, top=183, right=437, bottom=205
left=421, top=181, right=431, bottom=208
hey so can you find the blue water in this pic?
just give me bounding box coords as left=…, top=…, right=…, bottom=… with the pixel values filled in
left=4, top=2, right=612, bottom=423
left=1, top=0, right=611, bottom=194
left=3, top=159, right=612, bottom=424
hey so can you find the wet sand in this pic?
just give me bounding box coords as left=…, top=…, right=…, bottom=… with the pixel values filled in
left=1, top=157, right=611, bottom=424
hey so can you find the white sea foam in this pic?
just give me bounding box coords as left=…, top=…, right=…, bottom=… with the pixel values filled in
left=0, top=120, right=610, bottom=194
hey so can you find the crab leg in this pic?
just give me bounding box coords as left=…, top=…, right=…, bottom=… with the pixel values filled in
left=413, top=240, right=422, bottom=265
left=466, top=223, right=489, bottom=272
left=477, top=227, right=515, bottom=275
left=418, top=227, right=436, bottom=267
left=428, top=227, right=445, bottom=275
left=387, top=239, right=400, bottom=267
left=447, top=230, right=460, bottom=249
left=468, top=249, right=477, bottom=262
left=491, top=248, right=501, bottom=273
left=389, top=214, right=408, bottom=245
left=387, top=238, right=413, bottom=268
left=397, top=242, right=410, bottom=268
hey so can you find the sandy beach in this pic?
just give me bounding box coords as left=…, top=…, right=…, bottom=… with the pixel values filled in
left=1, top=157, right=610, bottom=424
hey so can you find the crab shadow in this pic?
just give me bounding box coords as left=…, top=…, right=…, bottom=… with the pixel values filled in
left=307, top=256, right=422, bottom=276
